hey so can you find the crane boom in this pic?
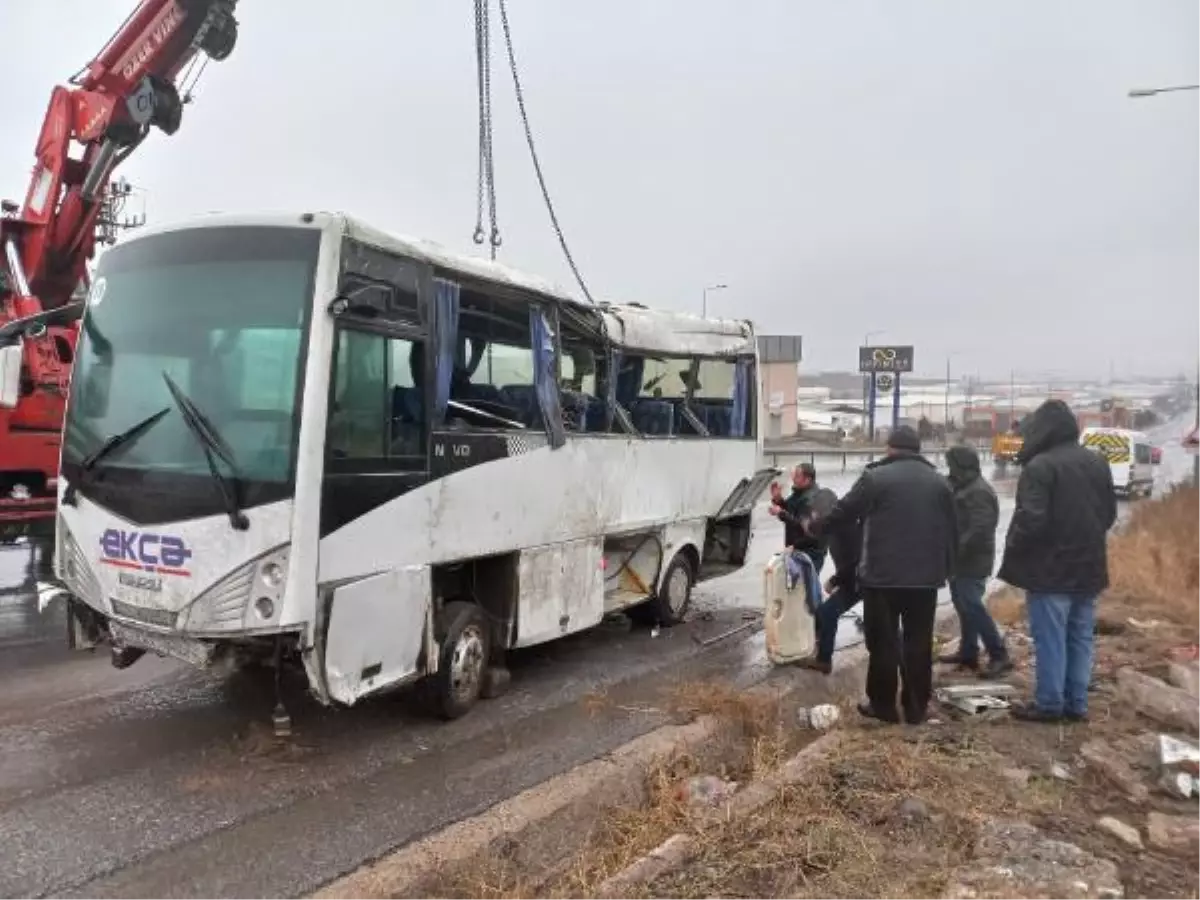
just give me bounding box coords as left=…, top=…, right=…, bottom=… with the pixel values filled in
left=0, top=0, right=239, bottom=542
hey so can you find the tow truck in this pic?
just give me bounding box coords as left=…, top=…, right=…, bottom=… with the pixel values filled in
left=0, top=1, right=240, bottom=570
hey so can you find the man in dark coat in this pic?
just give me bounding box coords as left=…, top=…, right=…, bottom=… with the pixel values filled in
left=769, top=463, right=827, bottom=574
left=816, top=426, right=956, bottom=724
left=939, top=444, right=1011, bottom=677
left=998, top=399, right=1116, bottom=723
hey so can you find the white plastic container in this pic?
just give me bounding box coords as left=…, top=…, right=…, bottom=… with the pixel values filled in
left=763, top=552, right=816, bottom=665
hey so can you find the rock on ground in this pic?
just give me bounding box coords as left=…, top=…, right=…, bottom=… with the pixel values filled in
left=1096, top=816, right=1143, bottom=849
left=1165, top=661, right=1199, bottom=699
left=944, top=818, right=1123, bottom=899
left=1079, top=739, right=1150, bottom=804
left=1116, top=667, right=1200, bottom=734
left=1145, top=812, right=1200, bottom=855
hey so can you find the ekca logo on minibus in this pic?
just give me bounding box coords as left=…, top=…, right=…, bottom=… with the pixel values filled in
left=99, top=528, right=193, bottom=577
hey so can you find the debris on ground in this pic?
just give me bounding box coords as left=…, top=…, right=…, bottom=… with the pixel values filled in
left=1116, top=667, right=1200, bottom=733
left=935, top=681, right=1017, bottom=717
left=1156, top=733, right=1200, bottom=774
left=796, top=703, right=840, bottom=731
left=675, top=774, right=737, bottom=807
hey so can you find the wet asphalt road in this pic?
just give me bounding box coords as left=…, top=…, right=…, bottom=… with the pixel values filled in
left=0, top=425, right=1190, bottom=898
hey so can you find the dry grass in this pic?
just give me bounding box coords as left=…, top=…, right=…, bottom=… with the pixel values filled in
left=1105, top=483, right=1199, bottom=631
left=637, top=727, right=1066, bottom=899
left=427, top=681, right=807, bottom=899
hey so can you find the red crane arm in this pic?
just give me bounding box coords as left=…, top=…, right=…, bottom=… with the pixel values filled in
left=4, top=0, right=239, bottom=315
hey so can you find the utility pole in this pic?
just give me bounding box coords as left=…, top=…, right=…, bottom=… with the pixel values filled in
left=1009, top=369, right=1016, bottom=430
left=944, top=357, right=950, bottom=438
left=94, top=177, right=146, bottom=247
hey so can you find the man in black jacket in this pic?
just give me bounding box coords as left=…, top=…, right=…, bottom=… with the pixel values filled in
left=817, top=426, right=956, bottom=724
left=768, top=463, right=827, bottom=574
left=999, top=399, right=1116, bottom=723
left=939, top=445, right=1011, bottom=678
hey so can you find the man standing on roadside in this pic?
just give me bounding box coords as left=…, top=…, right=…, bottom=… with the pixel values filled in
left=769, top=463, right=827, bottom=574
left=796, top=505, right=862, bottom=675
left=999, top=399, right=1116, bottom=723
left=940, top=444, right=1012, bottom=678
left=815, top=426, right=956, bottom=724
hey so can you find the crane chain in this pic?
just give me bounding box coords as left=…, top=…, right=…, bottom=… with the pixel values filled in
left=473, top=0, right=500, bottom=258
left=494, top=0, right=595, bottom=304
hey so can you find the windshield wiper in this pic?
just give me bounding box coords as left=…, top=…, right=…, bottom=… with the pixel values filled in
left=161, top=372, right=249, bottom=531
left=62, top=407, right=171, bottom=506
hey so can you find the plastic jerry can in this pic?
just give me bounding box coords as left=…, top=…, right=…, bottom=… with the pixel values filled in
left=763, top=552, right=816, bottom=665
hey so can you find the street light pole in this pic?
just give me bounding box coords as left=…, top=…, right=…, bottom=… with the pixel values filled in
left=1128, top=80, right=1200, bottom=482
left=701, top=283, right=728, bottom=318
left=945, top=356, right=951, bottom=443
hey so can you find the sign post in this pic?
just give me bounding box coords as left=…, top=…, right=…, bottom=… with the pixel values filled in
left=858, top=346, right=914, bottom=442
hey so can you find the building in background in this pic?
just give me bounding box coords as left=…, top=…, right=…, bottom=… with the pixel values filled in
left=757, top=335, right=803, bottom=440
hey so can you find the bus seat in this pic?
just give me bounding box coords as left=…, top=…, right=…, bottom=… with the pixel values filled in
left=584, top=396, right=609, bottom=432
left=500, top=384, right=542, bottom=427
left=560, top=389, right=588, bottom=431
left=460, top=382, right=503, bottom=406
left=631, top=399, right=674, bottom=436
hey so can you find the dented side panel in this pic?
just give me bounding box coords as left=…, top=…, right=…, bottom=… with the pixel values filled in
left=322, top=566, right=430, bottom=704
left=514, top=538, right=604, bottom=647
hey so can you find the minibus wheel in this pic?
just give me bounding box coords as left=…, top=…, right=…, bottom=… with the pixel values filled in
left=628, top=552, right=694, bottom=628
left=431, top=601, right=490, bottom=720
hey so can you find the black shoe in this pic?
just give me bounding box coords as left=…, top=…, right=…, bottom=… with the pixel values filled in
left=797, top=656, right=832, bottom=675
left=1010, top=702, right=1062, bottom=723
left=857, top=701, right=900, bottom=724
left=978, top=657, right=1014, bottom=679
left=1063, top=710, right=1089, bottom=723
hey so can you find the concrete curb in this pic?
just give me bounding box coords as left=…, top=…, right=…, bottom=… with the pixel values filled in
left=597, top=732, right=848, bottom=896
left=315, top=604, right=955, bottom=899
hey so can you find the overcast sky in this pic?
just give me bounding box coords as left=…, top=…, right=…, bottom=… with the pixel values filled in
left=3, top=1, right=1197, bottom=380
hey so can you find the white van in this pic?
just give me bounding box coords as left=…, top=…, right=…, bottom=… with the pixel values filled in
left=1079, top=427, right=1155, bottom=498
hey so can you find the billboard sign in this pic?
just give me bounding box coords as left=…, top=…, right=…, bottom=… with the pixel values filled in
left=858, top=345, right=914, bottom=374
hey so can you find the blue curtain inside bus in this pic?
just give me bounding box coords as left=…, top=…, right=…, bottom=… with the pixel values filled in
left=432, top=278, right=460, bottom=423
left=530, top=307, right=565, bottom=448
left=731, top=357, right=752, bottom=437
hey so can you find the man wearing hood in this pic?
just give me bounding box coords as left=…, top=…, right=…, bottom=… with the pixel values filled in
left=999, top=399, right=1116, bottom=723
left=941, top=444, right=1011, bottom=678
left=814, top=426, right=956, bottom=724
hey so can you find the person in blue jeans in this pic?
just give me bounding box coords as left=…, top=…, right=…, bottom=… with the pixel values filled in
left=797, top=509, right=862, bottom=674
left=998, top=400, right=1117, bottom=722
left=939, top=445, right=1012, bottom=678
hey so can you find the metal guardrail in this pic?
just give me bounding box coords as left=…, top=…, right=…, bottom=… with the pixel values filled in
left=762, top=445, right=995, bottom=473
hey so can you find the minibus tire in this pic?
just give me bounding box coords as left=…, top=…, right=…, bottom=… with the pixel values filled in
left=430, top=601, right=490, bottom=720
left=628, top=553, right=693, bottom=628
